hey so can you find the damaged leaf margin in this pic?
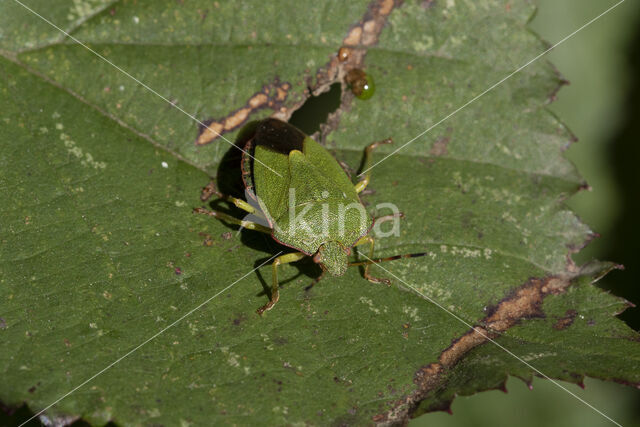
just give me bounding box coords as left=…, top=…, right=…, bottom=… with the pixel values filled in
left=374, top=258, right=639, bottom=425
left=194, top=0, right=403, bottom=146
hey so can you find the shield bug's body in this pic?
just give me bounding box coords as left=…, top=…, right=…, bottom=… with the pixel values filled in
left=196, top=118, right=417, bottom=315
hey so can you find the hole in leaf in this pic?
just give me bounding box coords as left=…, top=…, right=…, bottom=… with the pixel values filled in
left=289, top=83, right=341, bottom=136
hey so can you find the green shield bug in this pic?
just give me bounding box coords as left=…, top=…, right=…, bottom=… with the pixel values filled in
left=195, top=118, right=423, bottom=315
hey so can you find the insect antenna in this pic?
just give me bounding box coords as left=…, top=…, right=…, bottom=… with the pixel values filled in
left=349, top=252, right=428, bottom=267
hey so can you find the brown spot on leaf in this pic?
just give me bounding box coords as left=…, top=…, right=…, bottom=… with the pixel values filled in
left=344, top=26, right=363, bottom=46
left=379, top=0, right=395, bottom=15
left=224, top=107, right=251, bottom=129
left=362, top=20, right=377, bottom=44
left=429, top=137, right=449, bottom=157
left=200, top=180, right=218, bottom=202
left=196, top=121, right=224, bottom=146
left=275, top=86, right=288, bottom=102
left=198, top=232, right=214, bottom=246
left=232, top=314, right=247, bottom=326
left=553, top=309, right=577, bottom=330
left=195, top=80, right=291, bottom=145
left=249, top=93, right=268, bottom=109
left=429, top=128, right=452, bottom=157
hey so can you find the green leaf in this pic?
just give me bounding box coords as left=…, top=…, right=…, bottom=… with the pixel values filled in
left=1, top=0, right=638, bottom=425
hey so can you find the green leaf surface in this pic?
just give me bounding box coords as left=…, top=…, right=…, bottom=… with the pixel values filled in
left=1, top=0, right=638, bottom=425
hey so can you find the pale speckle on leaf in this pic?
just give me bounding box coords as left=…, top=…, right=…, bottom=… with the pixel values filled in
left=359, top=297, right=381, bottom=314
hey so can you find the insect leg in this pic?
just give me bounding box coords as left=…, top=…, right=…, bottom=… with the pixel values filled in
left=305, top=269, right=326, bottom=291
left=193, top=207, right=272, bottom=234
left=354, top=138, right=393, bottom=194
left=257, top=252, right=307, bottom=315
left=352, top=235, right=391, bottom=285
left=200, top=180, right=262, bottom=216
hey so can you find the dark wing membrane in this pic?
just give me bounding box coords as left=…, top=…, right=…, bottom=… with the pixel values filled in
left=240, top=139, right=256, bottom=200
left=254, top=118, right=305, bottom=154
left=241, top=118, right=304, bottom=200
